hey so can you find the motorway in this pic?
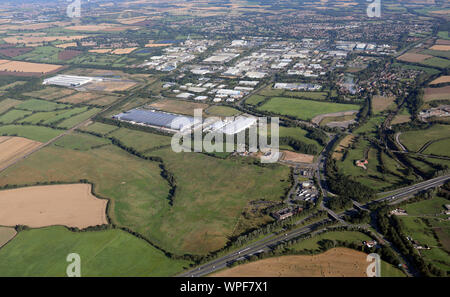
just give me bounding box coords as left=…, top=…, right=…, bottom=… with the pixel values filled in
left=178, top=173, right=450, bottom=277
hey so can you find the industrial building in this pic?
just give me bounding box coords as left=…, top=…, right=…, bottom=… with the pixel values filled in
left=114, top=109, right=195, bottom=132
left=205, top=116, right=257, bottom=135
left=43, top=75, right=98, bottom=87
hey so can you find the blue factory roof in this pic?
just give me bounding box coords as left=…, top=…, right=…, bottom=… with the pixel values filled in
left=114, top=109, right=194, bottom=131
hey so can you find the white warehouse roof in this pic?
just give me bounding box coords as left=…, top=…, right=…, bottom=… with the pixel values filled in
left=43, top=75, right=97, bottom=87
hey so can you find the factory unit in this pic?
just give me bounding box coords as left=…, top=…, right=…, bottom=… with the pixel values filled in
left=43, top=75, right=99, bottom=87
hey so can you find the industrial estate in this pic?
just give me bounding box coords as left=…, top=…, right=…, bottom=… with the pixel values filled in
left=0, top=0, right=449, bottom=281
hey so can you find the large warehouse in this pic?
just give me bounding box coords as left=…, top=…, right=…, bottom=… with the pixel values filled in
left=114, top=109, right=195, bottom=132
left=43, top=75, right=98, bottom=87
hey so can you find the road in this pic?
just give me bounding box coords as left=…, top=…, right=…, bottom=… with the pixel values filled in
left=178, top=173, right=449, bottom=277
left=178, top=220, right=329, bottom=277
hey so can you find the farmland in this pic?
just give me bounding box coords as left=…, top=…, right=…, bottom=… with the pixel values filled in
left=108, top=127, right=172, bottom=152
left=430, top=76, right=450, bottom=85
left=0, top=184, right=108, bottom=229
left=57, top=108, right=101, bottom=129
left=17, top=99, right=70, bottom=112
left=372, top=96, right=396, bottom=114
left=0, top=136, right=41, bottom=169
left=0, top=109, right=32, bottom=124
left=149, top=99, right=209, bottom=116
left=0, top=227, right=189, bottom=277
left=0, top=136, right=291, bottom=255
left=18, top=107, right=88, bottom=125
left=423, top=86, right=450, bottom=102
left=0, top=125, right=62, bottom=142
left=258, top=97, right=360, bottom=121
left=399, top=124, right=450, bottom=152
left=0, top=98, right=21, bottom=113
left=205, top=105, right=241, bottom=117
left=145, top=147, right=291, bottom=254
left=79, top=122, right=119, bottom=136
left=23, top=87, right=75, bottom=101
left=0, top=227, right=16, bottom=248
left=213, top=247, right=404, bottom=277
left=0, top=59, right=63, bottom=75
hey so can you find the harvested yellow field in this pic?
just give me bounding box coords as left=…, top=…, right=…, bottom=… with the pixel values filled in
left=430, top=76, right=450, bottom=85
left=0, top=137, right=42, bottom=170
left=3, top=35, right=86, bottom=46
left=145, top=43, right=172, bottom=48
left=213, top=248, right=370, bottom=277
left=65, top=24, right=137, bottom=32
left=0, top=184, right=108, bottom=229
left=333, top=135, right=355, bottom=160
left=55, top=42, right=77, bottom=49
left=89, top=49, right=113, bottom=54
left=282, top=151, right=315, bottom=164
left=0, top=227, right=16, bottom=248
left=0, top=60, right=63, bottom=74
left=85, top=80, right=136, bottom=92
left=111, top=48, right=137, bottom=55
left=430, top=45, right=450, bottom=51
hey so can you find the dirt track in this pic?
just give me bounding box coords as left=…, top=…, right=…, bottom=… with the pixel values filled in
left=213, top=248, right=369, bottom=277
left=0, top=184, right=108, bottom=229
left=312, top=110, right=358, bottom=125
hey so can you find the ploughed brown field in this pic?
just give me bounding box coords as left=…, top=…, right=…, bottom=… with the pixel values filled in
left=0, top=47, right=33, bottom=58
left=0, top=137, right=42, bottom=170
left=282, top=151, right=315, bottom=164
left=58, top=50, right=82, bottom=61
left=213, top=248, right=370, bottom=277
left=0, top=184, right=108, bottom=229
left=397, top=52, right=432, bottom=63
left=424, top=86, right=450, bottom=101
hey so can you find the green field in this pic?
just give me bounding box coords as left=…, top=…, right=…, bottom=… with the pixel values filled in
left=258, top=97, right=360, bottom=121
left=206, top=105, right=241, bottom=117
left=0, top=125, right=62, bottom=142
left=0, top=227, right=189, bottom=277
left=422, top=138, right=450, bottom=157
left=0, top=109, right=32, bottom=124
left=57, top=108, right=101, bottom=129
left=284, top=91, right=328, bottom=100
left=15, top=46, right=62, bottom=63
left=245, top=95, right=266, bottom=106
left=109, top=127, right=172, bottom=152
left=403, top=196, right=450, bottom=216
left=79, top=122, right=119, bottom=135
left=400, top=124, right=450, bottom=152
left=438, top=31, right=450, bottom=40
left=16, top=99, right=70, bottom=112
left=398, top=215, right=450, bottom=272
left=0, top=133, right=291, bottom=255
left=420, top=57, right=450, bottom=68
left=289, top=231, right=373, bottom=251
left=421, top=49, right=450, bottom=60
left=392, top=63, right=440, bottom=75
left=53, top=132, right=110, bottom=151
left=337, top=138, right=407, bottom=191
left=18, top=107, right=88, bottom=125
